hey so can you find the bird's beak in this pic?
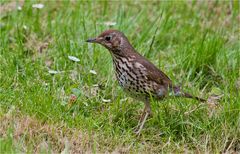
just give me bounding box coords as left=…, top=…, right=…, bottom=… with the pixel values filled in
left=86, top=38, right=98, bottom=43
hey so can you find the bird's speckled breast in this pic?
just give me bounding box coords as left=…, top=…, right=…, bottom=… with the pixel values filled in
left=112, top=57, right=163, bottom=100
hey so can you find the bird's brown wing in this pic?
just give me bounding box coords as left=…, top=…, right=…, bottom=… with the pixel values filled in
left=132, top=53, right=172, bottom=87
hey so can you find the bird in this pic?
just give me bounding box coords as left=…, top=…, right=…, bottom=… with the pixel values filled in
left=86, top=29, right=205, bottom=134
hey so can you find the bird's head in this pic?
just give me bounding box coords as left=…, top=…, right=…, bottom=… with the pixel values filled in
left=86, top=29, right=132, bottom=55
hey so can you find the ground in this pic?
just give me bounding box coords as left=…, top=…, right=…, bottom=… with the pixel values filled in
left=0, top=1, right=240, bottom=153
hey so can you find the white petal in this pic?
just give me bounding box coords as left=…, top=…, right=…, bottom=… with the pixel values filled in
left=103, top=21, right=116, bottom=26
left=89, top=70, right=97, bottom=75
left=102, top=98, right=111, bottom=103
left=23, top=25, right=27, bottom=30
left=48, top=70, right=58, bottom=74
left=17, top=6, right=22, bottom=10
left=68, top=56, right=80, bottom=62
left=32, top=4, right=44, bottom=9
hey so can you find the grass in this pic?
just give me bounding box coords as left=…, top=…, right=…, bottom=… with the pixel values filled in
left=0, top=1, right=240, bottom=153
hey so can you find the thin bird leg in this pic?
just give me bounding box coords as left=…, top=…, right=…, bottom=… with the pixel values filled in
left=135, top=100, right=149, bottom=131
left=134, top=107, right=146, bottom=132
left=138, top=105, right=147, bottom=126
left=135, top=101, right=151, bottom=135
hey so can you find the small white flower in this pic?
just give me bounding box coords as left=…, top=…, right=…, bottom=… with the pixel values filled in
left=32, top=3, right=44, bottom=9
left=102, top=98, right=111, bottom=103
left=89, top=70, right=97, bottom=75
left=17, top=6, right=22, bottom=10
left=103, top=21, right=116, bottom=26
left=48, top=70, right=59, bottom=74
left=23, top=25, right=27, bottom=30
left=68, top=56, right=80, bottom=62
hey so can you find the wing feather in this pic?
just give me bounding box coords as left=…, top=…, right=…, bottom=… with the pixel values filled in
left=132, top=53, right=172, bottom=87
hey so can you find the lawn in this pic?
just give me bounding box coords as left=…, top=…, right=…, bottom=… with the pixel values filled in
left=0, top=1, right=239, bottom=153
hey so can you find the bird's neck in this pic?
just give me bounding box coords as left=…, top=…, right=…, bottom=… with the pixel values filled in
left=111, top=43, right=138, bottom=58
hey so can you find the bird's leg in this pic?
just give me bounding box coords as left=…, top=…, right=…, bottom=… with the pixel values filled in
left=134, top=101, right=148, bottom=131
left=134, top=109, right=145, bottom=133
left=138, top=105, right=147, bottom=125
left=135, top=100, right=151, bottom=135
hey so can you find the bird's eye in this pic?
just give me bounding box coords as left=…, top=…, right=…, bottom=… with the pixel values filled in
left=105, top=36, right=111, bottom=41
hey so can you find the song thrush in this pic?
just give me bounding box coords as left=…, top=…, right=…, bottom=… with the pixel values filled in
left=86, top=29, right=205, bottom=134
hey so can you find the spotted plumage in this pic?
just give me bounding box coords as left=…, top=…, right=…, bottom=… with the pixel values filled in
left=86, top=29, right=205, bottom=134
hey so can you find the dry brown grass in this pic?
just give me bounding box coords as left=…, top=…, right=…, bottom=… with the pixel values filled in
left=0, top=1, right=24, bottom=15
left=0, top=109, right=93, bottom=153
left=0, top=108, right=136, bottom=153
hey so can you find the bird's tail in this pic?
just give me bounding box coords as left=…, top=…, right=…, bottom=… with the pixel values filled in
left=172, top=86, right=206, bottom=102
